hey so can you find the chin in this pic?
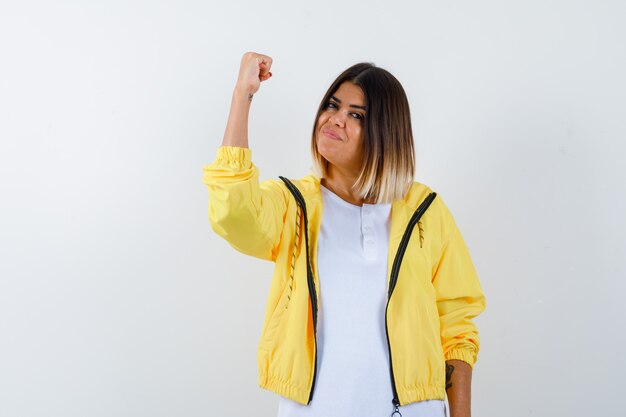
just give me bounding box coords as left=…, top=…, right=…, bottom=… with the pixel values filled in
left=316, top=138, right=335, bottom=158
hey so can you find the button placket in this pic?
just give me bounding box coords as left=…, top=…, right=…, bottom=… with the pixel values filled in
left=362, top=206, right=377, bottom=259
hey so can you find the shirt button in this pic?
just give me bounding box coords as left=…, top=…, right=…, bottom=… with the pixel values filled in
left=363, top=209, right=370, bottom=215
left=364, top=226, right=372, bottom=232
left=365, top=239, right=374, bottom=245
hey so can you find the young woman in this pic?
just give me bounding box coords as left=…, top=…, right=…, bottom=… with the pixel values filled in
left=202, top=52, right=486, bottom=417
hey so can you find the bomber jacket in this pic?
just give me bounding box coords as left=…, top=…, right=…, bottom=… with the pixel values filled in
left=202, top=145, right=486, bottom=407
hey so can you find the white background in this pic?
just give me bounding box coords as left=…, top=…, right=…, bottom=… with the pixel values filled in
left=1, top=1, right=625, bottom=416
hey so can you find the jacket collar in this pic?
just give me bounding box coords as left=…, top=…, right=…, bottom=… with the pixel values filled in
left=294, top=173, right=431, bottom=212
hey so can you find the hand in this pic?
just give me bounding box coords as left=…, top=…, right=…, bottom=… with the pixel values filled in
left=235, top=51, right=273, bottom=96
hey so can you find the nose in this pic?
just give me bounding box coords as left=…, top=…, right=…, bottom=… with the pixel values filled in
left=330, top=111, right=347, bottom=127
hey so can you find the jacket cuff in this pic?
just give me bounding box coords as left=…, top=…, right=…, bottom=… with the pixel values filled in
left=444, top=347, right=477, bottom=369
left=214, top=146, right=252, bottom=171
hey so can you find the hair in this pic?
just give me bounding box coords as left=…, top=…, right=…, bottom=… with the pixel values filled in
left=310, top=62, right=416, bottom=204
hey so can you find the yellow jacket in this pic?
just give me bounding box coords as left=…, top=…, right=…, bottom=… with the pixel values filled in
left=202, top=146, right=486, bottom=406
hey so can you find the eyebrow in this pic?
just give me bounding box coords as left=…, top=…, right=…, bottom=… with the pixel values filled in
left=330, top=95, right=367, bottom=111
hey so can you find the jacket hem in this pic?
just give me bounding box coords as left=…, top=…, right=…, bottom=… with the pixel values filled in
left=258, top=373, right=310, bottom=405
left=397, top=383, right=446, bottom=406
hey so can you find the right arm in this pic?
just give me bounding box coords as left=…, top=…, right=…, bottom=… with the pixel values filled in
left=222, top=52, right=272, bottom=148
left=202, top=52, right=288, bottom=262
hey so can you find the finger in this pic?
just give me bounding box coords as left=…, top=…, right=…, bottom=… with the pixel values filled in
left=258, top=63, right=270, bottom=78
left=256, top=58, right=270, bottom=73
left=257, top=56, right=272, bottom=70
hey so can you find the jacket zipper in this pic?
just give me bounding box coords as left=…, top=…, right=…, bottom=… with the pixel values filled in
left=279, top=176, right=319, bottom=405
left=385, top=191, right=437, bottom=414
left=279, top=177, right=437, bottom=409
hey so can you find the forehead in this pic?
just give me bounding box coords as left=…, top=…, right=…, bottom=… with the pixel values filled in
left=333, top=82, right=365, bottom=104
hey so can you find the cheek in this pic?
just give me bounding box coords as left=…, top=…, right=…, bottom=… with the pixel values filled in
left=317, top=113, right=329, bottom=127
left=351, top=126, right=365, bottom=153
left=350, top=123, right=364, bottom=141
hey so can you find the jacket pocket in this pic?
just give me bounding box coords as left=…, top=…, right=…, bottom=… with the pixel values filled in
left=260, top=209, right=302, bottom=346
left=281, top=203, right=303, bottom=313
left=260, top=279, right=291, bottom=348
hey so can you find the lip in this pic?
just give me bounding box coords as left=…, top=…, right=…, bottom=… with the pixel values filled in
left=322, top=128, right=342, bottom=140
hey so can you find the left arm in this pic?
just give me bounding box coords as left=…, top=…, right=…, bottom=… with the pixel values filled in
left=431, top=196, right=486, bottom=417
left=445, top=359, right=472, bottom=417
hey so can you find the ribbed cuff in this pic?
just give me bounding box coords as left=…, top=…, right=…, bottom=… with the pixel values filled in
left=214, top=145, right=252, bottom=170
left=444, top=347, right=477, bottom=369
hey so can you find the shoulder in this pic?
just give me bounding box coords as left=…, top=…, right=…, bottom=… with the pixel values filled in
left=403, top=181, right=459, bottom=236
left=261, top=174, right=321, bottom=197
left=257, top=174, right=321, bottom=208
left=403, top=180, right=435, bottom=208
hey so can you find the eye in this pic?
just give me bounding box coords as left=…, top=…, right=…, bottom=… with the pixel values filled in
left=326, top=101, right=364, bottom=121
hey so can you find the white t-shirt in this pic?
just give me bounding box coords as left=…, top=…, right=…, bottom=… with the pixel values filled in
left=277, top=184, right=446, bottom=417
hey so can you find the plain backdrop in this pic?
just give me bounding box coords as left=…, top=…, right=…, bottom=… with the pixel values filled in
left=1, top=1, right=625, bottom=416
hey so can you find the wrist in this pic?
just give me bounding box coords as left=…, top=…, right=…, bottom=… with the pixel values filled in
left=233, top=85, right=255, bottom=101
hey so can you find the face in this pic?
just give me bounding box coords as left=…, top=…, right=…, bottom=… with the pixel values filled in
left=315, top=81, right=367, bottom=176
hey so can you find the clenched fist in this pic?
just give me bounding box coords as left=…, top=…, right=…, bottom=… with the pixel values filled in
left=235, top=51, right=273, bottom=96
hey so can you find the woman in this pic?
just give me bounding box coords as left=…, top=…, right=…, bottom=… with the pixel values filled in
left=203, top=52, right=486, bottom=417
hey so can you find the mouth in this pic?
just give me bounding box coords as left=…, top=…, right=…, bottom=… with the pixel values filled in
left=322, top=128, right=341, bottom=140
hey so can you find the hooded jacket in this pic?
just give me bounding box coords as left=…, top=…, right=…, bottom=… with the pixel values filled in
left=202, top=145, right=486, bottom=407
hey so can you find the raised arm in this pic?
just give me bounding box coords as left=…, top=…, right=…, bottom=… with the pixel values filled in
left=203, top=52, right=288, bottom=262
left=222, top=52, right=273, bottom=148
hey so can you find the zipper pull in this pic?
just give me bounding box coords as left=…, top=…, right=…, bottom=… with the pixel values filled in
left=390, top=398, right=402, bottom=417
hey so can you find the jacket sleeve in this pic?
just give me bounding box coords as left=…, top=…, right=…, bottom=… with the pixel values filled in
left=431, top=196, right=486, bottom=368
left=201, top=145, right=288, bottom=262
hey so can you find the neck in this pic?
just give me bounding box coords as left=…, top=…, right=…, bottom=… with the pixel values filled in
left=321, top=170, right=375, bottom=206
